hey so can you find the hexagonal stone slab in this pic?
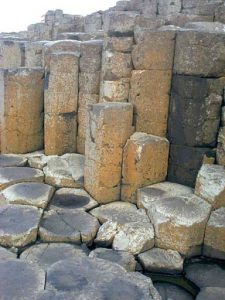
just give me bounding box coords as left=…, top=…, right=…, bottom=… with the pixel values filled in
left=185, top=261, right=225, bottom=288
left=49, top=188, right=98, bottom=211
left=0, top=246, right=17, bottom=260
left=89, top=248, right=136, bottom=272
left=196, top=287, right=225, bottom=300
left=0, top=205, right=42, bottom=247
left=155, top=283, right=194, bottom=300
left=147, top=195, right=211, bottom=256
left=0, top=260, right=45, bottom=300
left=138, top=248, right=184, bottom=274
left=43, top=154, right=84, bottom=188
left=20, top=243, right=88, bottom=270
left=0, top=154, right=27, bottom=168
left=39, top=209, right=100, bottom=245
left=0, top=182, right=55, bottom=208
left=0, top=167, right=44, bottom=191
left=204, top=207, right=225, bottom=260
left=137, top=181, right=193, bottom=209
left=91, top=202, right=155, bottom=255
left=46, top=256, right=160, bottom=300
left=28, top=153, right=57, bottom=170
left=195, top=164, right=225, bottom=209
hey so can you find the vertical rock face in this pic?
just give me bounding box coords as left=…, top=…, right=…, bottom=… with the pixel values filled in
left=44, top=52, right=79, bottom=155
left=84, top=102, right=134, bottom=203
left=121, top=132, right=169, bottom=203
left=25, top=41, right=46, bottom=67
left=0, top=40, right=26, bottom=68
left=1, top=68, right=44, bottom=154
left=158, top=0, right=182, bottom=15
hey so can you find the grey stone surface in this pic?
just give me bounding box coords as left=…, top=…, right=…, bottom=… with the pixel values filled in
left=0, top=154, right=27, bottom=167
left=0, top=167, right=44, bottom=191
left=20, top=243, right=88, bottom=270
left=0, top=245, right=17, bottom=260
left=196, top=287, right=225, bottom=300
left=39, top=209, right=99, bottom=245
left=89, top=248, right=136, bottom=272
left=0, top=259, right=45, bottom=300
left=138, top=248, right=184, bottom=274
left=155, top=283, right=194, bottom=300
left=0, top=204, right=42, bottom=247
left=0, top=182, right=55, bottom=208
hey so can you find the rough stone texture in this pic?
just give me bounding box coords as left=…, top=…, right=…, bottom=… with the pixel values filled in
left=217, top=127, right=225, bottom=166
left=49, top=188, right=98, bottom=211
left=132, top=30, right=175, bottom=70
left=0, top=40, right=25, bottom=68
left=25, top=41, right=46, bottom=67
left=0, top=204, right=42, bottom=247
left=46, top=256, right=160, bottom=300
left=0, top=260, right=45, bottom=300
left=155, top=283, right=194, bottom=300
left=196, top=287, right=225, bottom=300
left=185, top=261, right=225, bottom=288
left=0, top=182, right=55, bottom=208
left=84, top=103, right=134, bottom=203
left=195, top=164, right=225, bottom=209
left=0, top=167, right=44, bottom=191
left=168, top=144, right=216, bottom=187
left=28, top=153, right=57, bottom=170
left=204, top=207, right=225, bottom=260
left=168, top=75, right=224, bottom=147
left=84, top=12, right=102, bottom=34
left=138, top=248, right=184, bottom=274
left=43, top=154, right=84, bottom=188
left=79, top=73, right=100, bottom=94
left=80, top=40, right=103, bottom=73
left=0, top=246, right=17, bottom=260
left=129, top=70, right=172, bottom=137
left=137, top=181, right=193, bottom=210
left=0, top=68, right=44, bottom=154
left=174, top=23, right=225, bottom=77
left=121, top=132, right=169, bottom=203
left=104, top=36, right=133, bottom=52
left=91, top=202, right=155, bottom=255
left=158, top=0, right=182, bottom=15
left=20, top=243, right=88, bottom=270
left=147, top=194, right=211, bottom=256
left=89, top=248, right=136, bottom=272
left=44, top=52, right=79, bottom=155
left=0, top=154, right=27, bottom=167
left=100, top=79, right=130, bottom=103
left=39, top=209, right=100, bottom=245
left=130, top=0, right=158, bottom=17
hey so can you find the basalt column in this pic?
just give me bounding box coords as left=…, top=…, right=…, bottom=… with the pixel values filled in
left=84, top=102, right=134, bottom=203
left=44, top=51, right=79, bottom=155
left=0, top=68, right=44, bottom=154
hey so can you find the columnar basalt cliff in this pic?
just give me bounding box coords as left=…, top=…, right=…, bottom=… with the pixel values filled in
left=0, top=1, right=225, bottom=299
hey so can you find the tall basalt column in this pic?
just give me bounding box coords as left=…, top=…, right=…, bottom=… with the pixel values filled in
left=44, top=52, right=79, bottom=155
left=84, top=102, right=134, bottom=203
left=0, top=68, right=44, bottom=154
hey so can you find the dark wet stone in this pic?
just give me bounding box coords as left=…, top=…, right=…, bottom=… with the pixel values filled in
left=196, top=287, right=225, bottom=300
left=155, top=283, right=194, bottom=300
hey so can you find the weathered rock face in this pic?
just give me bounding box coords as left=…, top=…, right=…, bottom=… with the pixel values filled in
left=0, top=154, right=27, bottom=168
left=155, top=283, right=194, bottom=300
left=217, top=127, right=225, bottom=166
left=121, top=132, right=169, bottom=203
left=44, top=52, right=79, bottom=155
left=195, top=164, right=225, bottom=209
left=84, top=103, right=134, bottom=203
left=84, top=12, right=102, bottom=34
left=196, top=287, right=225, bottom=300
left=0, top=68, right=44, bottom=154
left=25, top=41, right=46, bottom=67
left=204, top=207, right=225, bottom=260
left=100, top=78, right=130, bottom=103
left=0, top=40, right=26, bottom=68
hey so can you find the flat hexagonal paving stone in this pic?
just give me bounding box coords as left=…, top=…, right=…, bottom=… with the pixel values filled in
left=0, top=167, right=44, bottom=191
left=20, top=243, right=88, bottom=270
left=0, top=205, right=42, bottom=247
left=0, top=182, right=55, bottom=208
left=39, top=209, right=100, bottom=245
left=0, top=245, right=17, bottom=260
left=196, top=287, right=225, bottom=300
left=0, top=154, right=27, bottom=168
left=0, top=260, right=45, bottom=300
left=49, top=188, right=98, bottom=211
left=155, top=283, right=194, bottom=300
left=45, top=256, right=160, bottom=300
left=43, top=154, right=84, bottom=188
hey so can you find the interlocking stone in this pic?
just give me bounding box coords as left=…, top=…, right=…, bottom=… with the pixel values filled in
left=155, top=283, right=194, bottom=300
left=39, top=209, right=100, bottom=245
left=28, top=154, right=57, bottom=170
left=100, top=79, right=130, bottom=103
left=195, top=164, right=225, bottom=209
left=0, top=260, right=45, bottom=300
left=79, top=73, right=100, bottom=94
left=0, top=167, right=44, bottom=191
left=185, top=261, right=225, bottom=288
left=0, top=154, right=27, bottom=167
left=89, top=248, right=136, bottom=272
left=0, top=246, right=17, bottom=260
left=49, top=188, right=98, bottom=211
left=104, top=36, right=133, bottom=52
left=204, top=207, right=225, bottom=260
left=43, top=154, right=84, bottom=188
left=25, top=41, right=46, bottom=67
left=138, top=248, right=184, bottom=274
left=0, top=182, right=55, bottom=208
left=80, top=40, right=103, bottom=73
left=0, top=205, right=42, bottom=247
left=147, top=195, right=211, bottom=256
left=84, top=12, right=102, bottom=33
left=0, top=40, right=25, bottom=68
left=137, top=182, right=193, bottom=210
left=196, top=288, right=225, bottom=300
left=158, top=0, right=182, bottom=15
left=121, top=133, right=169, bottom=203
left=20, top=243, right=88, bottom=270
